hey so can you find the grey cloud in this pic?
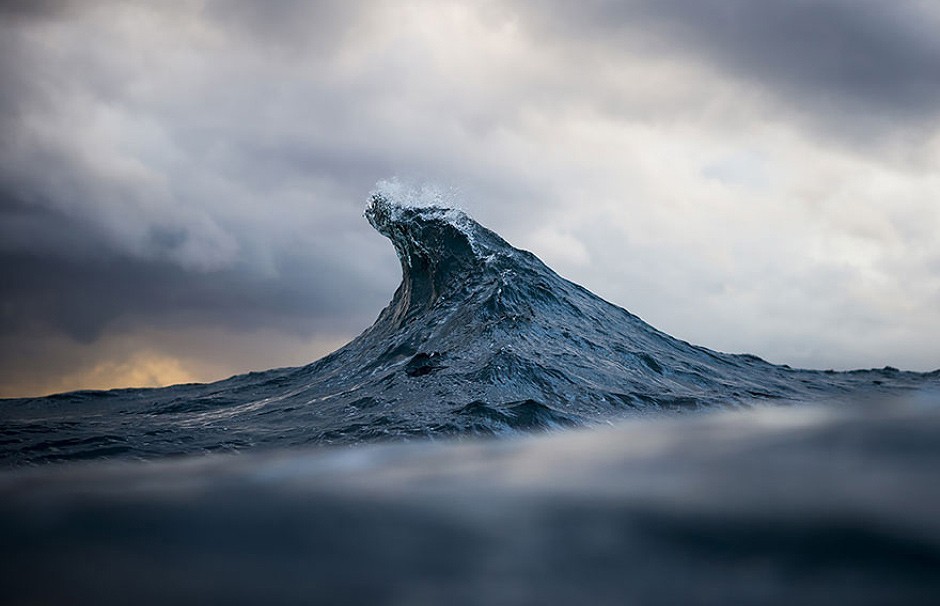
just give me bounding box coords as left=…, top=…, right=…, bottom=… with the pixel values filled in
left=0, top=207, right=389, bottom=343
left=0, top=0, right=80, bottom=21
left=201, top=0, right=370, bottom=53
left=0, top=0, right=405, bottom=392
left=519, top=0, right=940, bottom=138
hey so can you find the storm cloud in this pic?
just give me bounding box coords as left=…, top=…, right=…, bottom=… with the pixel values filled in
left=1, top=0, right=938, bottom=396
left=518, top=1, right=940, bottom=135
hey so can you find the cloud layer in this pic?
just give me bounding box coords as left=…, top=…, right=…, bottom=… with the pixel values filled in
left=1, top=0, right=938, bottom=396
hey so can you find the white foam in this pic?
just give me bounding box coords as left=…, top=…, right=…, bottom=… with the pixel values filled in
left=366, top=178, right=483, bottom=255
left=369, top=177, right=463, bottom=211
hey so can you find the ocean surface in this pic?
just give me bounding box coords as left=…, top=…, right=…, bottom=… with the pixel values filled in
left=1, top=190, right=938, bottom=603
left=3, top=399, right=940, bottom=605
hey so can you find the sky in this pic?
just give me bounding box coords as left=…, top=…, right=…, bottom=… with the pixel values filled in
left=1, top=0, right=939, bottom=397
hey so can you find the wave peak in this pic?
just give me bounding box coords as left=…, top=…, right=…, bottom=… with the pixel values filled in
left=1, top=182, right=936, bottom=465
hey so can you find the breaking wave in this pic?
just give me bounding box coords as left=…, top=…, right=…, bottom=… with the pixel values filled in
left=0, top=183, right=937, bottom=465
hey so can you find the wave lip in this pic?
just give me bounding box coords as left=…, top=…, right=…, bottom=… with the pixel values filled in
left=363, top=190, right=515, bottom=320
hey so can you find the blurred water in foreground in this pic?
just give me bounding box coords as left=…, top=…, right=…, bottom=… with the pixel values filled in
left=3, top=392, right=940, bottom=605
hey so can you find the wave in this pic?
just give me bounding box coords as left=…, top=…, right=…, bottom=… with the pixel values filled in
left=1, top=185, right=937, bottom=465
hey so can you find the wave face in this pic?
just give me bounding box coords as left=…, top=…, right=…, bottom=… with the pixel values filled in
left=1, top=190, right=936, bottom=465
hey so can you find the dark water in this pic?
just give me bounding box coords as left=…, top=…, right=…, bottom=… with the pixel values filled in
left=1, top=194, right=935, bottom=465
left=2, top=192, right=939, bottom=603
left=3, top=399, right=940, bottom=605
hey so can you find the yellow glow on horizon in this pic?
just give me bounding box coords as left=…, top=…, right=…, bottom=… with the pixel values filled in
left=9, top=352, right=201, bottom=398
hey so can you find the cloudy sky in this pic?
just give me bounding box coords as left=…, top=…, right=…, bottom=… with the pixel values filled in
left=2, top=0, right=939, bottom=397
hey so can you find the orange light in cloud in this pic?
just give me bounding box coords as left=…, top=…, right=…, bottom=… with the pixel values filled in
left=34, top=352, right=201, bottom=397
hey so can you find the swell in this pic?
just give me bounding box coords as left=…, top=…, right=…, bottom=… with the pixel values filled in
left=0, top=191, right=937, bottom=465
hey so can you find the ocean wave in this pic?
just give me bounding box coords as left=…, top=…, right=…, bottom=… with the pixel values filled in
left=0, top=186, right=936, bottom=465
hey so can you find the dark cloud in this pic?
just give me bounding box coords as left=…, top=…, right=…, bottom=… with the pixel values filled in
left=0, top=0, right=76, bottom=21
left=201, top=0, right=369, bottom=53
left=0, top=208, right=389, bottom=342
left=0, top=0, right=400, bottom=393
left=519, top=0, right=940, bottom=138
